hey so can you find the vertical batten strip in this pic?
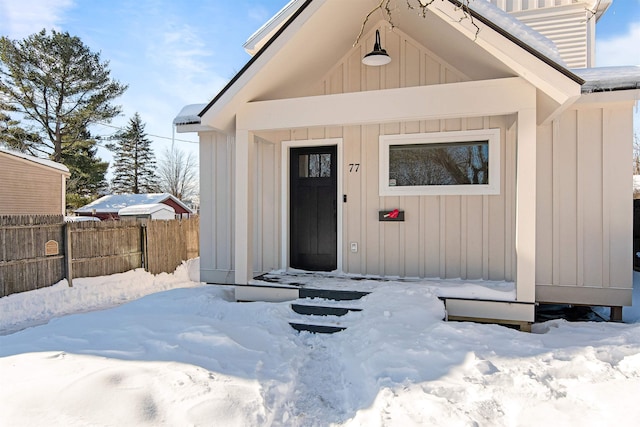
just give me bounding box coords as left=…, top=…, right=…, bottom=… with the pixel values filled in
left=601, top=108, right=611, bottom=287
left=460, top=119, right=468, bottom=279
left=552, top=119, right=561, bottom=286
left=576, top=110, right=584, bottom=287
left=483, top=116, right=491, bottom=280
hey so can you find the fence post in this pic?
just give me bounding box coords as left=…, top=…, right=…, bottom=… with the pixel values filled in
left=65, top=222, right=73, bottom=287
left=141, top=222, right=149, bottom=272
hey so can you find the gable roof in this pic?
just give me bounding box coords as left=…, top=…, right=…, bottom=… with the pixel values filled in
left=75, top=193, right=192, bottom=214
left=0, top=147, right=70, bottom=176
left=176, top=0, right=591, bottom=133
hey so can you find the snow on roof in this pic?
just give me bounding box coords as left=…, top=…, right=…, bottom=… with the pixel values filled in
left=574, top=66, right=640, bottom=93
left=468, top=0, right=566, bottom=67
left=243, top=0, right=302, bottom=55
left=173, top=103, right=207, bottom=125
left=118, top=203, right=175, bottom=216
left=76, top=193, right=191, bottom=214
left=0, top=147, right=70, bottom=175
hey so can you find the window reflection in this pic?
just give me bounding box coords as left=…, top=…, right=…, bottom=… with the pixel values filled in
left=299, top=153, right=332, bottom=178
left=389, top=141, right=489, bottom=186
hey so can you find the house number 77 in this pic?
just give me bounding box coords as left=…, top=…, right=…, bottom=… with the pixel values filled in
left=348, top=163, right=360, bottom=173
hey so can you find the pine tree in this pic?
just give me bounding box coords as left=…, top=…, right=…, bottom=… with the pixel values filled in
left=0, top=29, right=127, bottom=162
left=0, top=29, right=123, bottom=206
left=108, top=113, right=158, bottom=194
left=0, top=110, right=41, bottom=152
left=63, top=129, right=109, bottom=209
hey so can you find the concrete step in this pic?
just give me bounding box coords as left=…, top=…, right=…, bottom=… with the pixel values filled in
left=299, top=288, right=369, bottom=301
left=289, top=294, right=365, bottom=334
left=291, top=303, right=362, bottom=316
left=289, top=322, right=346, bottom=334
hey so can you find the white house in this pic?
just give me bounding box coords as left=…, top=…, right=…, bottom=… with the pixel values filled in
left=118, top=203, right=176, bottom=221
left=175, top=0, right=639, bottom=326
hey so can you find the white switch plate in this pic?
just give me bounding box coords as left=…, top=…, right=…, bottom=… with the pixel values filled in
left=350, top=242, right=358, bottom=253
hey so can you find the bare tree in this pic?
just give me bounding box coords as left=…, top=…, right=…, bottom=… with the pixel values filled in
left=157, top=142, right=198, bottom=204
left=356, top=0, right=601, bottom=47
left=355, top=0, right=477, bottom=45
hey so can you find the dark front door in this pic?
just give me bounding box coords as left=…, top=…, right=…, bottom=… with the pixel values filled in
left=290, top=145, right=337, bottom=271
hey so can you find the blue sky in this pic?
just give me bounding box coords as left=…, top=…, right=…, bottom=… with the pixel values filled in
left=1, top=0, right=639, bottom=174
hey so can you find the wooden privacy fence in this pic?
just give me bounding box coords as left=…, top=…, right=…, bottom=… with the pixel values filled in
left=0, top=215, right=66, bottom=297
left=0, top=215, right=199, bottom=298
left=68, top=220, right=144, bottom=280
left=145, top=219, right=200, bottom=275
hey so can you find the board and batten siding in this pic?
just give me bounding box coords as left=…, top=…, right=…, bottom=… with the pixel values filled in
left=305, top=28, right=516, bottom=281
left=322, top=118, right=514, bottom=281
left=536, top=103, right=634, bottom=306
left=199, top=131, right=283, bottom=283
left=243, top=26, right=519, bottom=282
left=0, top=154, right=66, bottom=215
left=199, top=131, right=235, bottom=284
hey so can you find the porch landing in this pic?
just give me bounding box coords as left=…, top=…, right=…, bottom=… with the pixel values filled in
left=237, top=271, right=535, bottom=331
left=251, top=271, right=518, bottom=301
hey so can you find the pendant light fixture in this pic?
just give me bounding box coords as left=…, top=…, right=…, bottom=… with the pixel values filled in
left=362, top=29, right=391, bottom=66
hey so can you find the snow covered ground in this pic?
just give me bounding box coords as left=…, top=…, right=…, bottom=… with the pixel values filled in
left=1, top=260, right=640, bottom=426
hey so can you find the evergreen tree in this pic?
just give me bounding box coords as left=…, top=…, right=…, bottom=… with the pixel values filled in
left=0, top=29, right=127, bottom=162
left=108, top=113, right=158, bottom=194
left=0, top=110, right=41, bottom=152
left=63, top=129, right=109, bottom=209
left=0, top=29, right=123, bottom=206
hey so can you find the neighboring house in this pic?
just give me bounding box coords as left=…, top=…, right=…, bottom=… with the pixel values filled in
left=118, top=203, right=176, bottom=221
left=75, top=193, right=192, bottom=220
left=0, top=148, right=70, bottom=215
left=175, top=0, right=639, bottom=324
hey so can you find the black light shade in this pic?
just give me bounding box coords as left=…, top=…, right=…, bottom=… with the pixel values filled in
left=362, top=29, right=391, bottom=66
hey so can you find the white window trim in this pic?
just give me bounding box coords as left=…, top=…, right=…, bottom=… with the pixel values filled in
left=379, top=129, right=501, bottom=196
